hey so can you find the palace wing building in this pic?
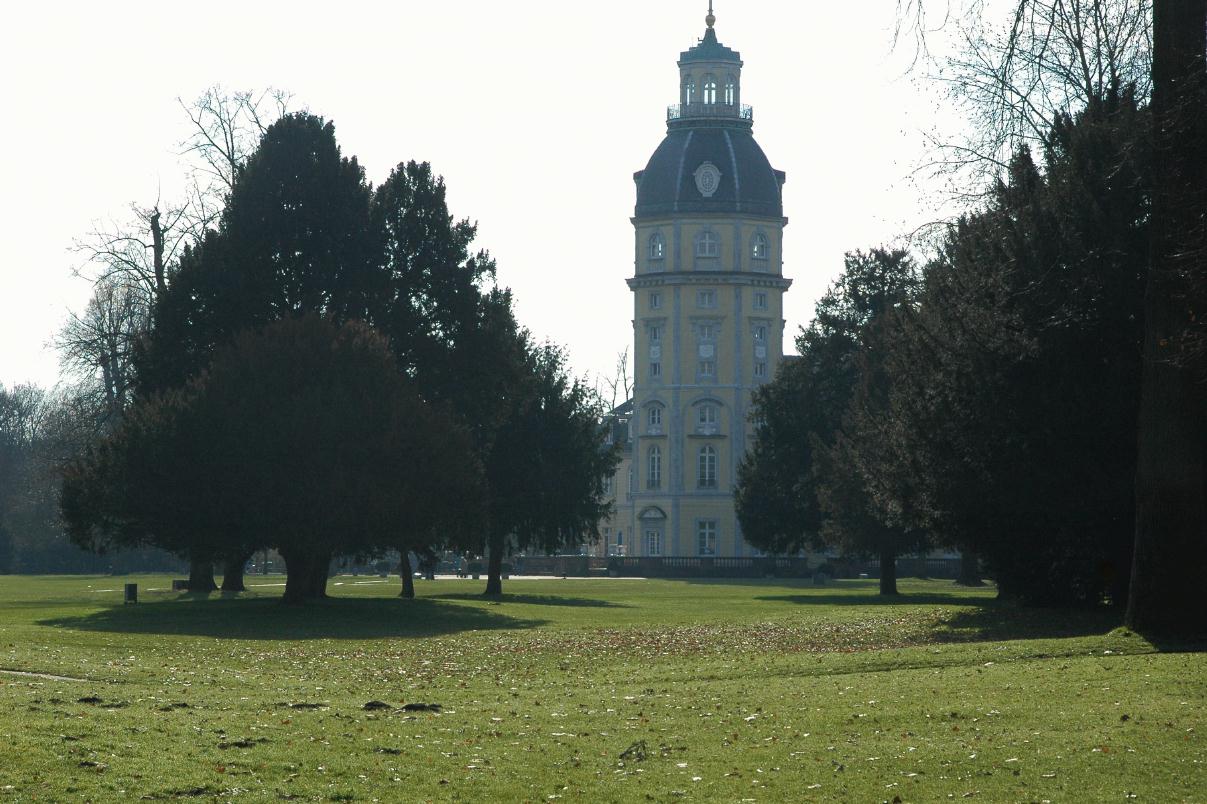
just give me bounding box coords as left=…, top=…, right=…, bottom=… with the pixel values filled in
left=598, top=7, right=790, bottom=559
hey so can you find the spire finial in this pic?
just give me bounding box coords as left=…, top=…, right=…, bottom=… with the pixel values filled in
left=705, top=1, right=716, bottom=29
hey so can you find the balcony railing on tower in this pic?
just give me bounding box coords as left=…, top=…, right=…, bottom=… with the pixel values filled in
left=667, top=103, right=754, bottom=122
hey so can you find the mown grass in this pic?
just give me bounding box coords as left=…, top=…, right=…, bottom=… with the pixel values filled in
left=0, top=574, right=1202, bottom=802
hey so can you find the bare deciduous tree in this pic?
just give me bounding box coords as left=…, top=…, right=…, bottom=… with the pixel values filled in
left=598, top=347, right=633, bottom=411
left=905, top=0, right=1151, bottom=190
left=55, top=277, right=147, bottom=425
left=179, top=85, right=292, bottom=201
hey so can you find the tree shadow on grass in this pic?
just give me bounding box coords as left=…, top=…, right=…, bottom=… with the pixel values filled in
left=40, top=596, right=546, bottom=640
left=933, top=603, right=1123, bottom=643
left=427, top=592, right=631, bottom=609
left=759, top=586, right=1125, bottom=642
left=755, top=591, right=994, bottom=608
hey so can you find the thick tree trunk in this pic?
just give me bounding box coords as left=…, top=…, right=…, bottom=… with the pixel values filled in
left=1126, top=0, right=1207, bottom=637
left=281, top=550, right=331, bottom=604
left=187, top=557, right=217, bottom=593
left=957, top=550, right=985, bottom=586
left=400, top=553, right=415, bottom=599
left=220, top=550, right=253, bottom=592
left=879, top=542, right=899, bottom=596
left=484, top=537, right=504, bottom=596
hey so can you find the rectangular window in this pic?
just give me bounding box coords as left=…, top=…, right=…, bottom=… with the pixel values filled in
left=697, top=289, right=716, bottom=308
left=754, top=362, right=767, bottom=378
left=699, top=324, right=715, bottom=340
left=699, top=360, right=715, bottom=377
left=650, top=362, right=661, bottom=379
left=647, top=446, right=661, bottom=489
left=650, top=292, right=661, bottom=310
left=754, top=292, right=768, bottom=310
left=603, top=476, right=613, bottom=495
left=645, top=530, right=662, bottom=556
left=754, top=325, right=767, bottom=341
left=648, top=406, right=662, bottom=427
left=698, top=446, right=718, bottom=488
left=649, top=325, right=661, bottom=343
left=698, top=520, right=717, bottom=556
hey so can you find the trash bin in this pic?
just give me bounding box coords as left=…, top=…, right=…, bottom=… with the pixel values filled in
left=124, top=583, right=138, bottom=604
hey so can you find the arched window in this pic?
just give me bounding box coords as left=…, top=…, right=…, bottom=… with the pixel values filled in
left=696, top=230, right=719, bottom=258
left=724, top=76, right=736, bottom=105
left=751, top=233, right=769, bottom=261
left=648, top=405, right=662, bottom=429
left=703, top=75, right=718, bottom=105
left=698, top=403, right=717, bottom=427
left=647, top=445, right=661, bottom=489
left=684, top=79, right=696, bottom=105
left=648, top=232, right=665, bottom=260
left=698, top=445, right=717, bottom=488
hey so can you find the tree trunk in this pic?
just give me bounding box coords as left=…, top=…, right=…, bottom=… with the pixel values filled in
left=282, top=550, right=331, bottom=604
left=957, top=550, right=985, bottom=586
left=879, top=542, right=899, bottom=595
left=220, top=550, right=252, bottom=592
left=187, top=557, right=217, bottom=593
left=400, top=552, right=415, bottom=599
left=150, top=208, right=166, bottom=298
left=1126, top=0, right=1207, bottom=637
left=484, top=537, right=504, bottom=596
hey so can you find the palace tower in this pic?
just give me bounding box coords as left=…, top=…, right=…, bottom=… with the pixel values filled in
left=605, top=5, right=790, bottom=558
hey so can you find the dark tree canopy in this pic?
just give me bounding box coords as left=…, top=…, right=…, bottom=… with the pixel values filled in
left=64, top=316, right=481, bottom=603
left=64, top=98, right=630, bottom=609
left=737, top=248, right=921, bottom=593
left=851, top=91, right=1150, bottom=605
left=475, top=296, right=621, bottom=596
left=137, top=113, right=376, bottom=395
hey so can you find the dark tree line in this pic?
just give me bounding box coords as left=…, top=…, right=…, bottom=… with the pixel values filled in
left=61, top=111, right=618, bottom=602
left=739, top=88, right=1151, bottom=605
left=895, top=0, right=1204, bottom=632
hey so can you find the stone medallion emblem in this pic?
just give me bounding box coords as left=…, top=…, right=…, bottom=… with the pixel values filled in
left=693, top=161, right=722, bottom=197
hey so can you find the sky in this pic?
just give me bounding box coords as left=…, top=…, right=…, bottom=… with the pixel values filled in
left=0, top=0, right=970, bottom=393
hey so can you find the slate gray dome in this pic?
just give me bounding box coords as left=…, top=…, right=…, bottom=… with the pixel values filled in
left=634, top=124, right=784, bottom=219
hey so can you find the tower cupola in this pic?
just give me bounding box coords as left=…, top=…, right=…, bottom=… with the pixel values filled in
left=672, top=2, right=749, bottom=126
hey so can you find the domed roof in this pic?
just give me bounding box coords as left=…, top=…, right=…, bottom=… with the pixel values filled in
left=634, top=124, right=784, bottom=219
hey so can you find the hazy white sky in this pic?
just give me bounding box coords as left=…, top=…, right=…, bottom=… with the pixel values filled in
left=0, top=0, right=967, bottom=392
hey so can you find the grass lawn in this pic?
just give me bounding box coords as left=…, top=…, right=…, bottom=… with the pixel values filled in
left=0, top=574, right=1202, bottom=802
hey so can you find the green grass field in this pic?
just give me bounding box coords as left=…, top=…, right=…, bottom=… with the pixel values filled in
left=0, top=575, right=1202, bottom=802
